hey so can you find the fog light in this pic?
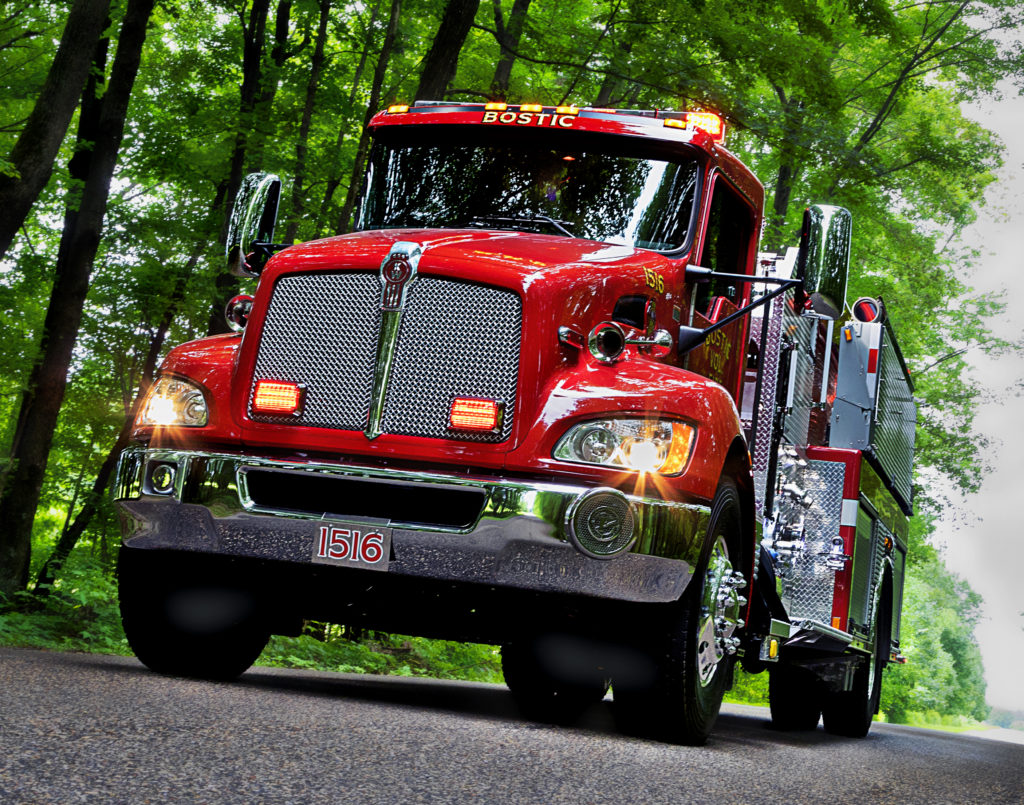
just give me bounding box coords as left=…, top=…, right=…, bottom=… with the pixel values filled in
left=148, top=462, right=176, bottom=495
left=566, top=487, right=636, bottom=559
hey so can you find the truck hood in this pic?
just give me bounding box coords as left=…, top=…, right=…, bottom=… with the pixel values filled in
left=263, top=228, right=674, bottom=286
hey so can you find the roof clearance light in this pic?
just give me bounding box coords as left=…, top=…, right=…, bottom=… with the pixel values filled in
left=520, top=103, right=543, bottom=112
left=663, top=119, right=686, bottom=129
left=684, top=111, right=726, bottom=142
left=386, top=104, right=410, bottom=114
left=555, top=105, right=579, bottom=115
left=485, top=102, right=508, bottom=111
left=450, top=398, right=501, bottom=431
left=253, top=380, right=304, bottom=416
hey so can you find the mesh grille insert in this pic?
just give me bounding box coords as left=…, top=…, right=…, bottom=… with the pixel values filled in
left=250, top=271, right=522, bottom=442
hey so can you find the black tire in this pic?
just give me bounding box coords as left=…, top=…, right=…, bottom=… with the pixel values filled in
left=822, top=584, right=891, bottom=738
left=614, top=479, right=744, bottom=745
left=119, top=547, right=269, bottom=681
left=769, top=665, right=822, bottom=730
left=502, top=636, right=611, bottom=722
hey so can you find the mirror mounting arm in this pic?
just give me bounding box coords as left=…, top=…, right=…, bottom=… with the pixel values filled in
left=678, top=277, right=801, bottom=355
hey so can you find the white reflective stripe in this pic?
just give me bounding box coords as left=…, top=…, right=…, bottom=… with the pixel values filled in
left=841, top=498, right=859, bottom=527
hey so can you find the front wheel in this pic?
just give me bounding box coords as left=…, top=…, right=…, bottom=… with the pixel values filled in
left=502, top=636, right=611, bottom=722
left=119, top=548, right=269, bottom=680
left=614, top=480, right=746, bottom=745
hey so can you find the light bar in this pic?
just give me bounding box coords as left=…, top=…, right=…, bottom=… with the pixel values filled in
left=386, top=104, right=409, bottom=114
left=449, top=398, right=501, bottom=431
left=253, top=380, right=304, bottom=416
left=684, top=111, right=725, bottom=142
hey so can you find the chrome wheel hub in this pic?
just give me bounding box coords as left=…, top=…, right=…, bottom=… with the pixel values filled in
left=697, top=537, right=747, bottom=687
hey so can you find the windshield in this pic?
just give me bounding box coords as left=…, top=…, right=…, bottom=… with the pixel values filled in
left=358, top=129, right=701, bottom=252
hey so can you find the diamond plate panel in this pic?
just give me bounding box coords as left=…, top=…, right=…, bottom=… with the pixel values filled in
left=788, top=459, right=846, bottom=624
left=750, top=297, right=785, bottom=518
left=250, top=272, right=522, bottom=442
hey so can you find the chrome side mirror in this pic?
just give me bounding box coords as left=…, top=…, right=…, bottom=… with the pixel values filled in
left=226, top=173, right=282, bottom=277
left=797, top=204, right=851, bottom=319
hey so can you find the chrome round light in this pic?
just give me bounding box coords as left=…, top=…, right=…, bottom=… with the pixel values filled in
left=565, top=487, right=637, bottom=559
left=588, top=321, right=626, bottom=363
left=224, top=294, right=254, bottom=332
left=148, top=462, right=176, bottom=495
left=852, top=296, right=884, bottom=323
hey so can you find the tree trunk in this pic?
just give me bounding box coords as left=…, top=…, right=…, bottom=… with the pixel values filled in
left=336, top=0, right=402, bottom=235
left=414, top=0, right=480, bottom=101
left=284, top=0, right=331, bottom=244
left=0, top=0, right=155, bottom=598
left=0, top=0, right=111, bottom=260
left=489, top=0, right=531, bottom=100
left=248, top=0, right=295, bottom=172
left=764, top=92, right=803, bottom=250
left=313, top=0, right=382, bottom=238
left=207, top=0, right=273, bottom=336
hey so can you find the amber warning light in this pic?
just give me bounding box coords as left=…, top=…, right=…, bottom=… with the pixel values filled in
left=253, top=380, right=304, bottom=416
left=665, top=111, right=726, bottom=142
left=449, top=398, right=501, bottom=431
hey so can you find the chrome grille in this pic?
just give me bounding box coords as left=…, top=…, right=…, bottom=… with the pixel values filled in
left=251, top=272, right=522, bottom=442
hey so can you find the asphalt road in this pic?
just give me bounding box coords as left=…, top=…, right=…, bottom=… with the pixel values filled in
left=1, top=647, right=1022, bottom=804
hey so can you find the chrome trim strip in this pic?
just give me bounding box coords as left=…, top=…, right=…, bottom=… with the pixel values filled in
left=366, top=241, right=422, bottom=440
left=789, top=618, right=853, bottom=645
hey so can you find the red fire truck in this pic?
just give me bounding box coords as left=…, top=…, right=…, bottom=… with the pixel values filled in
left=115, top=101, right=915, bottom=745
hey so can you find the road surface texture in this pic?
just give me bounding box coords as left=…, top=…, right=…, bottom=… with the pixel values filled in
left=1, top=646, right=1021, bottom=804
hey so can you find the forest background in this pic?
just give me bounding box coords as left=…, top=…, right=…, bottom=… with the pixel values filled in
left=1, top=0, right=1022, bottom=728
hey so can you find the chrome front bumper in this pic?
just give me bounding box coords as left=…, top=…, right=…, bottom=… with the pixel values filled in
left=115, top=448, right=710, bottom=604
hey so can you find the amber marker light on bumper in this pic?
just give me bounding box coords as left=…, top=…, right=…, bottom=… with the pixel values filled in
left=252, top=380, right=305, bottom=416
left=449, top=397, right=501, bottom=431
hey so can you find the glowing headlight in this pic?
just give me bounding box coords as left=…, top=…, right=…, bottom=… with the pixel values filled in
left=553, top=418, right=695, bottom=475
left=136, top=376, right=209, bottom=428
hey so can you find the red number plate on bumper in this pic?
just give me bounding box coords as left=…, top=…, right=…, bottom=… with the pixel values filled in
left=312, top=524, right=391, bottom=571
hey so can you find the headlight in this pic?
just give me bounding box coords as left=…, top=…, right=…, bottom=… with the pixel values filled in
left=553, top=418, right=695, bottom=475
left=135, top=376, right=209, bottom=428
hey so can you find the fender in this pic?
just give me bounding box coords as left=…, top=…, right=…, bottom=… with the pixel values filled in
left=504, top=354, right=746, bottom=503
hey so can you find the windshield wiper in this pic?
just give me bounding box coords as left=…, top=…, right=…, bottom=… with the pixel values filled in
left=464, top=214, right=575, bottom=238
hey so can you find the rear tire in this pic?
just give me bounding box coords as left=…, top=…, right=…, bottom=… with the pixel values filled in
left=614, top=479, right=744, bottom=745
left=119, top=547, right=269, bottom=681
left=769, top=665, right=822, bottom=730
left=822, top=584, right=890, bottom=738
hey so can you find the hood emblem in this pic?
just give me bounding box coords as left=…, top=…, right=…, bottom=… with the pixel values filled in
left=366, top=241, right=423, bottom=439
left=379, top=241, right=421, bottom=310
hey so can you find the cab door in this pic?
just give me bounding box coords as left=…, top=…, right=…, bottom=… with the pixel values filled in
left=684, top=172, right=758, bottom=403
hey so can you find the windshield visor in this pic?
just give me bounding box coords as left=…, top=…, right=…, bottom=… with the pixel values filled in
left=359, top=128, right=701, bottom=252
